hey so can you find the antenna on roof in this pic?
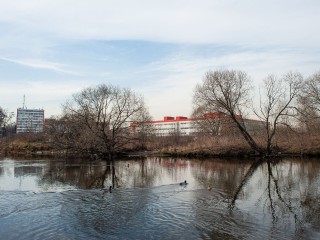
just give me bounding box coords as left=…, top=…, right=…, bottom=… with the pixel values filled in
left=23, top=95, right=26, bottom=109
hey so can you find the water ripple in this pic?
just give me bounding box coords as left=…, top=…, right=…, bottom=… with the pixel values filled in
left=0, top=180, right=318, bottom=240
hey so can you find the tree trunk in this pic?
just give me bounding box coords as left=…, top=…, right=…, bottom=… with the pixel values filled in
left=230, top=114, right=263, bottom=155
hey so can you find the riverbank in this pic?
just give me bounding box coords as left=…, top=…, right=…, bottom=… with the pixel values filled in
left=157, top=147, right=320, bottom=159
left=2, top=144, right=319, bottom=160
left=1, top=133, right=320, bottom=159
left=151, top=134, right=320, bottom=159
left=0, top=135, right=55, bottom=158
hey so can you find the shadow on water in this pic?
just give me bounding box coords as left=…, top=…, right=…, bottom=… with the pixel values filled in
left=0, top=157, right=320, bottom=239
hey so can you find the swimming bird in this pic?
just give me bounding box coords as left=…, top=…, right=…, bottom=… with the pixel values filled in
left=179, top=180, right=187, bottom=186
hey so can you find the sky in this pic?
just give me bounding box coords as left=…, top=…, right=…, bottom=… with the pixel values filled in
left=0, top=0, right=319, bottom=120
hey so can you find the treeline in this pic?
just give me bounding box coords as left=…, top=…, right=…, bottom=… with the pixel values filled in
left=0, top=69, right=319, bottom=159
left=164, top=70, right=320, bottom=158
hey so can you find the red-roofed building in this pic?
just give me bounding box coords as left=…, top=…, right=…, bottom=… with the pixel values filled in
left=131, top=112, right=265, bottom=137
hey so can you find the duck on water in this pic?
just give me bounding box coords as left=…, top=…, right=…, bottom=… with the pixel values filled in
left=179, top=180, right=188, bottom=186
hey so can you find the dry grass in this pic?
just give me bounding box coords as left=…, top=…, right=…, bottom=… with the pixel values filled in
left=152, top=131, right=320, bottom=157
left=274, top=131, right=320, bottom=155
left=0, top=133, right=53, bottom=155
left=155, top=135, right=253, bottom=157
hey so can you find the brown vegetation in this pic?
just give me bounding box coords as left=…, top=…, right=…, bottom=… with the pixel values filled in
left=149, top=129, right=320, bottom=158
left=1, top=69, right=320, bottom=160
left=0, top=133, right=54, bottom=157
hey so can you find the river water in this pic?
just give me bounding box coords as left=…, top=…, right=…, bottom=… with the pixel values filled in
left=0, top=157, right=319, bottom=240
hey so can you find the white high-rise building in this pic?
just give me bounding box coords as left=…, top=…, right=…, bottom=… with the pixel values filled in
left=16, top=108, right=44, bottom=133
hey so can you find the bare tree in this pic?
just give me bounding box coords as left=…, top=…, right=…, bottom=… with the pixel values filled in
left=48, top=84, right=151, bottom=159
left=191, top=106, right=223, bottom=136
left=298, top=71, right=320, bottom=133
left=129, top=107, right=153, bottom=150
left=193, top=69, right=304, bottom=157
left=254, top=72, right=303, bottom=154
left=0, top=107, right=15, bottom=137
left=304, top=71, right=320, bottom=113
left=0, top=107, right=6, bottom=128
left=193, top=69, right=262, bottom=154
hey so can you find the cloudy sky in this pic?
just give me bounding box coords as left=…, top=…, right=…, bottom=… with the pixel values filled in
left=0, top=0, right=319, bottom=119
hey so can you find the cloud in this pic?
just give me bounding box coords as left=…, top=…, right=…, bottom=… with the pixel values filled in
left=0, top=57, right=78, bottom=75
left=0, top=79, right=88, bottom=117
left=0, top=0, right=319, bottom=46
left=139, top=47, right=319, bottom=80
left=135, top=47, right=320, bottom=119
left=0, top=0, right=319, bottom=120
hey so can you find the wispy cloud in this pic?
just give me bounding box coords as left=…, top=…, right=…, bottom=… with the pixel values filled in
left=0, top=1, right=319, bottom=46
left=135, top=47, right=320, bottom=119
left=0, top=0, right=319, bottom=118
left=0, top=79, right=87, bottom=116
left=138, top=47, right=320, bottom=81
left=0, top=57, right=79, bottom=75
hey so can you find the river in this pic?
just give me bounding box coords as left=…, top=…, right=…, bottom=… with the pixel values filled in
left=0, top=157, right=319, bottom=239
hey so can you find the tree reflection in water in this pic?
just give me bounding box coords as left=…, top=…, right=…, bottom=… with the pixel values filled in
left=37, top=159, right=117, bottom=190
left=228, top=158, right=320, bottom=232
left=35, top=157, right=320, bottom=236
left=37, top=158, right=161, bottom=191
left=229, top=160, right=261, bottom=209
left=1, top=157, right=320, bottom=239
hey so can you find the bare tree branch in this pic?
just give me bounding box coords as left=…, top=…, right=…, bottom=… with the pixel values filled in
left=46, top=84, right=151, bottom=159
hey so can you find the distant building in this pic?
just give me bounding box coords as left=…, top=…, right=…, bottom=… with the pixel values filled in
left=131, top=112, right=265, bottom=137
left=131, top=116, right=198, bottom=137
left=16, top=108, right=44, bottom=133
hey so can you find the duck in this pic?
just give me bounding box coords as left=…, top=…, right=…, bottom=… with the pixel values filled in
left=179, top=180, right=188, bottom=186
left=207, top=185, right=212, bottom=191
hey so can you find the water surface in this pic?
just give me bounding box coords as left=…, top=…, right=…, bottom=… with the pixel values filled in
left=0, top=157, right=319, bottom=239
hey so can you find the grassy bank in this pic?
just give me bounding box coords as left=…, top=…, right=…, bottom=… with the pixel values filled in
left=152, top=133, right=320, bottom=159
left=1, top=131, right=320, bottom=159
left=0, top=134, right=55, bottom=157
